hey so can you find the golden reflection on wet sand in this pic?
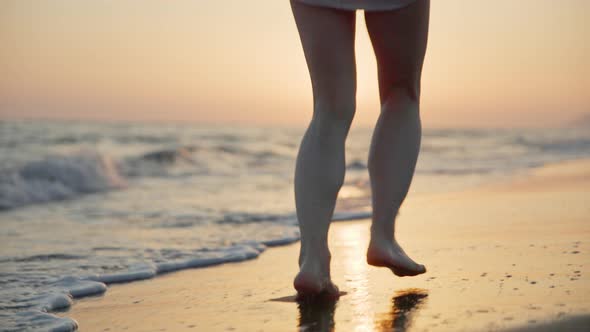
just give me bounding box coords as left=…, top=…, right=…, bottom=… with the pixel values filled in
left=339, top=224, right=374, bottom=331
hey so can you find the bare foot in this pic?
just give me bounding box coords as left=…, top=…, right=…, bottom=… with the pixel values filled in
left=294, top=272, right=339, bottom=300
left=294, top=251, right=340, bottom=299
left=366, top=238, right=426, bottom=277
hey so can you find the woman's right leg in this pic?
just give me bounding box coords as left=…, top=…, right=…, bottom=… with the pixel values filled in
left=290, top=0, right=357, bottom=296
left=364, top=0, right=430, bottom=277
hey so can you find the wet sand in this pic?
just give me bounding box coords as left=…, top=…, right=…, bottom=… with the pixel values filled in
left=61, top=159, right=590, bottom=331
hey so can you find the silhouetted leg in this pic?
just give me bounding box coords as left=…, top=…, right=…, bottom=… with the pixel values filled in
left=290, top=0, right=357, bottom=296
left=364, top=0, right=430, bottom=277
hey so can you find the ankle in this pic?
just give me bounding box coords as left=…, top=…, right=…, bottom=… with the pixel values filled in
left=299, top=242, right=331, bottom=263
left=302, top=249, right=331, bottom=266
left=370, top=226, right=394, bottom=245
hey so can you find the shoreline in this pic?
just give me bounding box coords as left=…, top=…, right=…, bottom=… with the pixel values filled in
left=56, top=158, right=590, bottom=331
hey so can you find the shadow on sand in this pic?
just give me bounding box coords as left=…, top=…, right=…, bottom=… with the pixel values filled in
left=297, top=296, right=338, bottom=332
left=375, top=288, right=429, bottom=332
left=270, top=292, right=344, bottom=332
left=275, top=288, right=428, bottom=331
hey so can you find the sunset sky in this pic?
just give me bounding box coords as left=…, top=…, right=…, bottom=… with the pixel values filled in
left=1, top=0, right=588, bottom=128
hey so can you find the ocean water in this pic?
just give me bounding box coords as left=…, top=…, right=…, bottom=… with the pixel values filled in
left=0, top=120, right=589, bottom=331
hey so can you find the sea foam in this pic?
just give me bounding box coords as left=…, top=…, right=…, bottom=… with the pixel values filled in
left=0, top=151, right=125, bottom=210
left=3, top=238, right=300, bottom=331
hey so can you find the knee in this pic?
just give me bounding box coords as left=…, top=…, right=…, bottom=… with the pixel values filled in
left=313, top=96, right=356, bottom=128
left=381, top=70, right=422, bottom=109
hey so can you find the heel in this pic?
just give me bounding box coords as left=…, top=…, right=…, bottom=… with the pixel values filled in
left=293, top=272, right=322, bottom=295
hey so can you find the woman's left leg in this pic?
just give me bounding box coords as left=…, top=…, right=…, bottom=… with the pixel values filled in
left=364, top=0, right=430, bottom=277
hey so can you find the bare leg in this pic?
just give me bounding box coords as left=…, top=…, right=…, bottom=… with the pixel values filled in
left=364, top=0, right=430, bottom=277
left=290, top=0, right=357, bottom=296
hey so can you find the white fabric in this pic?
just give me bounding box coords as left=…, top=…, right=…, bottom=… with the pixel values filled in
left=293, top=0, right=416, bottom=11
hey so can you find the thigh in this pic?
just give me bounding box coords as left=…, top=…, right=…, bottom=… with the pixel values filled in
left=364, top=0, right=430, bottom=103
left=290, top=1, right=357, bottom=104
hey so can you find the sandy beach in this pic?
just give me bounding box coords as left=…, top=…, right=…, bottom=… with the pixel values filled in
left=60, top=159, right=590, bottom=331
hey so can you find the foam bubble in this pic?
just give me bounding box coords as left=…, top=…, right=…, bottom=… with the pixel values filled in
left=88, top=269, right=157, bottom=284
left=52, top=277, right=107, bottom=298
